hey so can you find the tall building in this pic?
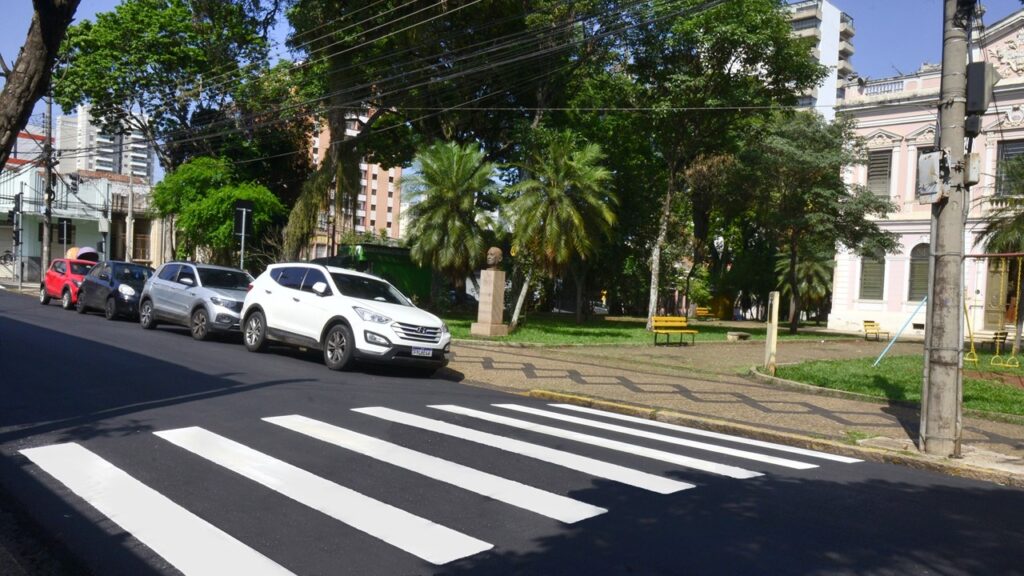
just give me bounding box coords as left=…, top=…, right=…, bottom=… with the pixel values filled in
left=786, top=0, right=855, bottom=120
left=57, top=105, right=155, bottom=184
left=306, top=114, right=404, bottom=259
left=4, top=124, right=48, bottom=170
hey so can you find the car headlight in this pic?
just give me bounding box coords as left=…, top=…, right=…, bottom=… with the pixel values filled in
left=353, top=306, right=391, bottom=323
left=118, top=284, right=136, bottom=297
left=71, top=280, right=81, bottom=287
left=210, top=296, right=235, bottom=307
left=441, top=322, right=450, bottom=334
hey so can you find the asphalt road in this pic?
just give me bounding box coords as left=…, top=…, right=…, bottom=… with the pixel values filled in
left=0, top=289, right=1022, bottom=576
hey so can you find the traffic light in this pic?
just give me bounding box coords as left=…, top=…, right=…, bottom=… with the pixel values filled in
left=12, top=192, right=21, bottom=213
left=11, top=228, right=20, bottom=246
left=5, top=210, right=12, bottom=224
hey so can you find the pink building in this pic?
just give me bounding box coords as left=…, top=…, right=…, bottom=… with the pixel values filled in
left=829, top=9, right=1024, bottom=336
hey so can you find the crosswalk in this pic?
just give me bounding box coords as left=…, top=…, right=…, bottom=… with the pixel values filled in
left=20, top=402, right=861, bottom=575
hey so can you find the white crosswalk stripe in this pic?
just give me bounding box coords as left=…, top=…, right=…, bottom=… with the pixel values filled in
left=430, top=405, right=763, bottom=479
left=494, top=404, right=818, bottom=470
left=20, top=443, right=296, bottom=576
left=155, top=426, right=492, bottom=565
left=549, top=403, right=863, bottom=463
left=353, top=406, right=693, bottom=494
left=263, top=414, right=607, bottom=523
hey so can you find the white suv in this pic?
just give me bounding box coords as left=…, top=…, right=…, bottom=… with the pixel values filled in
left=241, top=263, right=451, bottom=372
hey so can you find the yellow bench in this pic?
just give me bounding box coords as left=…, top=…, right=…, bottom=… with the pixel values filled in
left=695, top=306, right=714, bottom=320
left=652, top=316, right=699, bottom=345
left=863, top=320, right=890, bottom=341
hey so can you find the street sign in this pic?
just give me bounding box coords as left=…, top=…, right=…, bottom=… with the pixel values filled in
left=234, top=200, right=255, bottom=237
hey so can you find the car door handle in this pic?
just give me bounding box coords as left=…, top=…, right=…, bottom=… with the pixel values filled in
left=188, top=292, right=195, bottom=296
left=292, top=297, right=300, bottom=302
left=265, top=289, right=272, bottom=294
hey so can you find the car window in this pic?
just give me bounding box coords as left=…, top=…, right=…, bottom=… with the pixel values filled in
left=198, top=267, right=251, bottom=290
left=177, top=266, right=197, bottom=285
left=158, top=264, right=180, bottom=281
left=269, top=268, right=284, bottom=283
left=275, top=267, right=306, bottom=290
left=114, top=263, right=152, bottom=283
left=300, top=269, right=330, bottom=294
left=54, top=261, right=66, bottom=275
left=70, top=262, right=94, bottom=276
left=87, top=265, right=104, bottom=278
left=330, top=272, right=410, bottom=306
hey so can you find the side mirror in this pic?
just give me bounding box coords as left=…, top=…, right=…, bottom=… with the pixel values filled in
left=179, top=276, right=194, bottom=286
left=312, top=281, right=329, bottom=296
left=99, top=273, right=110, bottom=282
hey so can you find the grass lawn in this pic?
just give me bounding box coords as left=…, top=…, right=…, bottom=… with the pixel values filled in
left=444, top=313, right=842, bottom=346
left=775, top=354, right=1024, bottom=417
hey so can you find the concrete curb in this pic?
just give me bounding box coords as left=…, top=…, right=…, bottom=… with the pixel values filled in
left=748, top=366, right=1024, bottom=427
left=527, top=389, right=1024, bottom=488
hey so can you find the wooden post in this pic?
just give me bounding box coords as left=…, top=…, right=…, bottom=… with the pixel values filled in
left=764, top=291, right=780, bottom=375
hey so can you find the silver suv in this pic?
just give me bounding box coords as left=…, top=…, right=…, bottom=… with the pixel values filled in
left=139, top=262, right=253, bottom=340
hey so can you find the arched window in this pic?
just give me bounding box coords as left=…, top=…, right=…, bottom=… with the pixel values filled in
left=908, top=244, right=929, bottom=301
left=860, top=251, right=885, bottom=300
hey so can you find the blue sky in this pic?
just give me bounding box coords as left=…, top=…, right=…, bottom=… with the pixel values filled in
left=2, top=1, right=1023, bottom=117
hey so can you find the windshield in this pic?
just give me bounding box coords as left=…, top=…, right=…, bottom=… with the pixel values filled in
left=113, top=264, right=153, bottom=284
left=70, top=262, right=94, bottom=276
left=198, top=268, right=252, bottom=290
left=330, top=273, right=410, bottom=306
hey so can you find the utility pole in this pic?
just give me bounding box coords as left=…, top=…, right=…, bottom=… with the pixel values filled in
left=42, top=87, right=54, bottom=269
left=921, top=0, right=975, bottom=458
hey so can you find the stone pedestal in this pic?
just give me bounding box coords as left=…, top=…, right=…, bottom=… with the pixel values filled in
left=471, top=269, right=509, bottom=337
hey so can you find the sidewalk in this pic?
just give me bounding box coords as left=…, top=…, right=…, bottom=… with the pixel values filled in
left=447, top=338, right=1024, bottom=485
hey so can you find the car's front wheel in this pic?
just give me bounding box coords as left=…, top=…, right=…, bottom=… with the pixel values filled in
left=323, top=323, right=354, bottom=371
left=244, top=311, right=267, bottom=352
left=39, top=286, right=50, bottom=305
left=61, top=289, right=74, bottom=310
left=76, top=296, right=87, bottom=314
left=139, top=300, right=158, bottom=330
left=191, top=308, right=210, bottom=341
left=104, top=297, right=118, bottom=321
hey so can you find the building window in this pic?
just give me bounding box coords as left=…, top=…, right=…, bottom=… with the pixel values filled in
left=371, top=204, right=376, bottom=211
left=867, top=150, right=892, bottom=197
left=388, top=191, right=393, bottom=198
left=388, top=176, right=394, bottom=183
left=915, top=147, right=935, bottom=197
left=997, top=139, right=1024, bottom=195
left=386, top=206, right=392, bottom=213
left=370, top=219, right=376, bottom=227
left=372, top=173, right=377, bottom=180
left=386, top=221, right=392, bottom=228
left=859, top=251, right=885, bottom=300
left=908, top=244, right=929, bottom=301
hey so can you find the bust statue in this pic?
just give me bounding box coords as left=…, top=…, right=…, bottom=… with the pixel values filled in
left=486, top=246, right=503, bottom=269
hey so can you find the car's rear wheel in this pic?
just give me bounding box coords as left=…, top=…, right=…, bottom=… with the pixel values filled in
left=61, top=289, right=74, bottom=310
left=104, top=297, right=118, bottom=320
left=244, top=311, right=267, bottom=352
left=139, top=300, right=157, bottom=329
left=191, top=308, right=210, bottom=341
left=323, top=323, right=354, bottom=371
left=39, top=286, right=50, bottom=305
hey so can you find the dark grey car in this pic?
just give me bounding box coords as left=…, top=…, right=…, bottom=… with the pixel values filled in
left=139, top=262, right=253, bottom=340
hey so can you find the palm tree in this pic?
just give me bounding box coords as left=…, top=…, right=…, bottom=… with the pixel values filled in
left=508, top=131, right=616, bottom=324
left=977, top=156, right=1024, bottom=353
left=774, top=250, right=834, bottom=326
left=404, top=141, right=496, bottom=298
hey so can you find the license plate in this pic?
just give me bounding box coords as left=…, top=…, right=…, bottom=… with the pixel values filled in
left=411, top=347, right=433, bottom=357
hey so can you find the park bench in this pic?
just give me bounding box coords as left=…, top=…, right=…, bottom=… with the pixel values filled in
left=863, top=320, right=890, bottom=341
left=695, top=306, right=714, bottom=320
left=987, top=330, right=1009, bottom=353
left=652, top=316, right=699, bottom=346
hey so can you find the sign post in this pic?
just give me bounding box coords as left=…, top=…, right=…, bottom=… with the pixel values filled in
left=234, top=200, right=254, bottom=270
left=764, top=291, right=780, bottom=376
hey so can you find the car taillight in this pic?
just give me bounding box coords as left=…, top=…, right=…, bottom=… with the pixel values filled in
left=247, top=283, right=253, bottom=292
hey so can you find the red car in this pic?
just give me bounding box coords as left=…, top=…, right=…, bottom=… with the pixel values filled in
left=40, top=258, right=95, bottom=310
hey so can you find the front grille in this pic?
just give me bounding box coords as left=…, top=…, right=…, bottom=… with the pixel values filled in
left=391, top=322, right=442, bottom=344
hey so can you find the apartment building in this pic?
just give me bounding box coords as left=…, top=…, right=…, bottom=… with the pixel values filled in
left=827, top=9, right=1024, bottom=336
left=306, top=116, right=404, bottom=259
left=786, top=0, right=855, bottom=120
left=57, top=105, right=155, bottom=184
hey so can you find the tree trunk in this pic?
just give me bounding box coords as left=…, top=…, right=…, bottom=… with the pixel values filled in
left=573, top=266, right=586, bottom=325
left=510, top=269, right=532, bottom=331
left=646, top=173, right=676, bottom=330
left=0, top=0, right=80, bottom=170
left=1014, top=286, right=1024, bottom=356
left=788, top=239, right=801, bottom=335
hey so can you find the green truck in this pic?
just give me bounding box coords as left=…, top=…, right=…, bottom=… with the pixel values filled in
left=311, top=244, right=431, bottom=304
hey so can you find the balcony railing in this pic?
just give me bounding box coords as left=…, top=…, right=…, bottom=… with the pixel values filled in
left=863, top=80, right=904, bottom=95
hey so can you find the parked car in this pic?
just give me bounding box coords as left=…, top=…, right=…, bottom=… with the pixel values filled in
left=76, top=261, right=154, bottom=320
left=39, top=258, right=96, bottom=310
left=242, top=263, right=451, bottom=373
left=139, top=262, right=253, bottom=341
